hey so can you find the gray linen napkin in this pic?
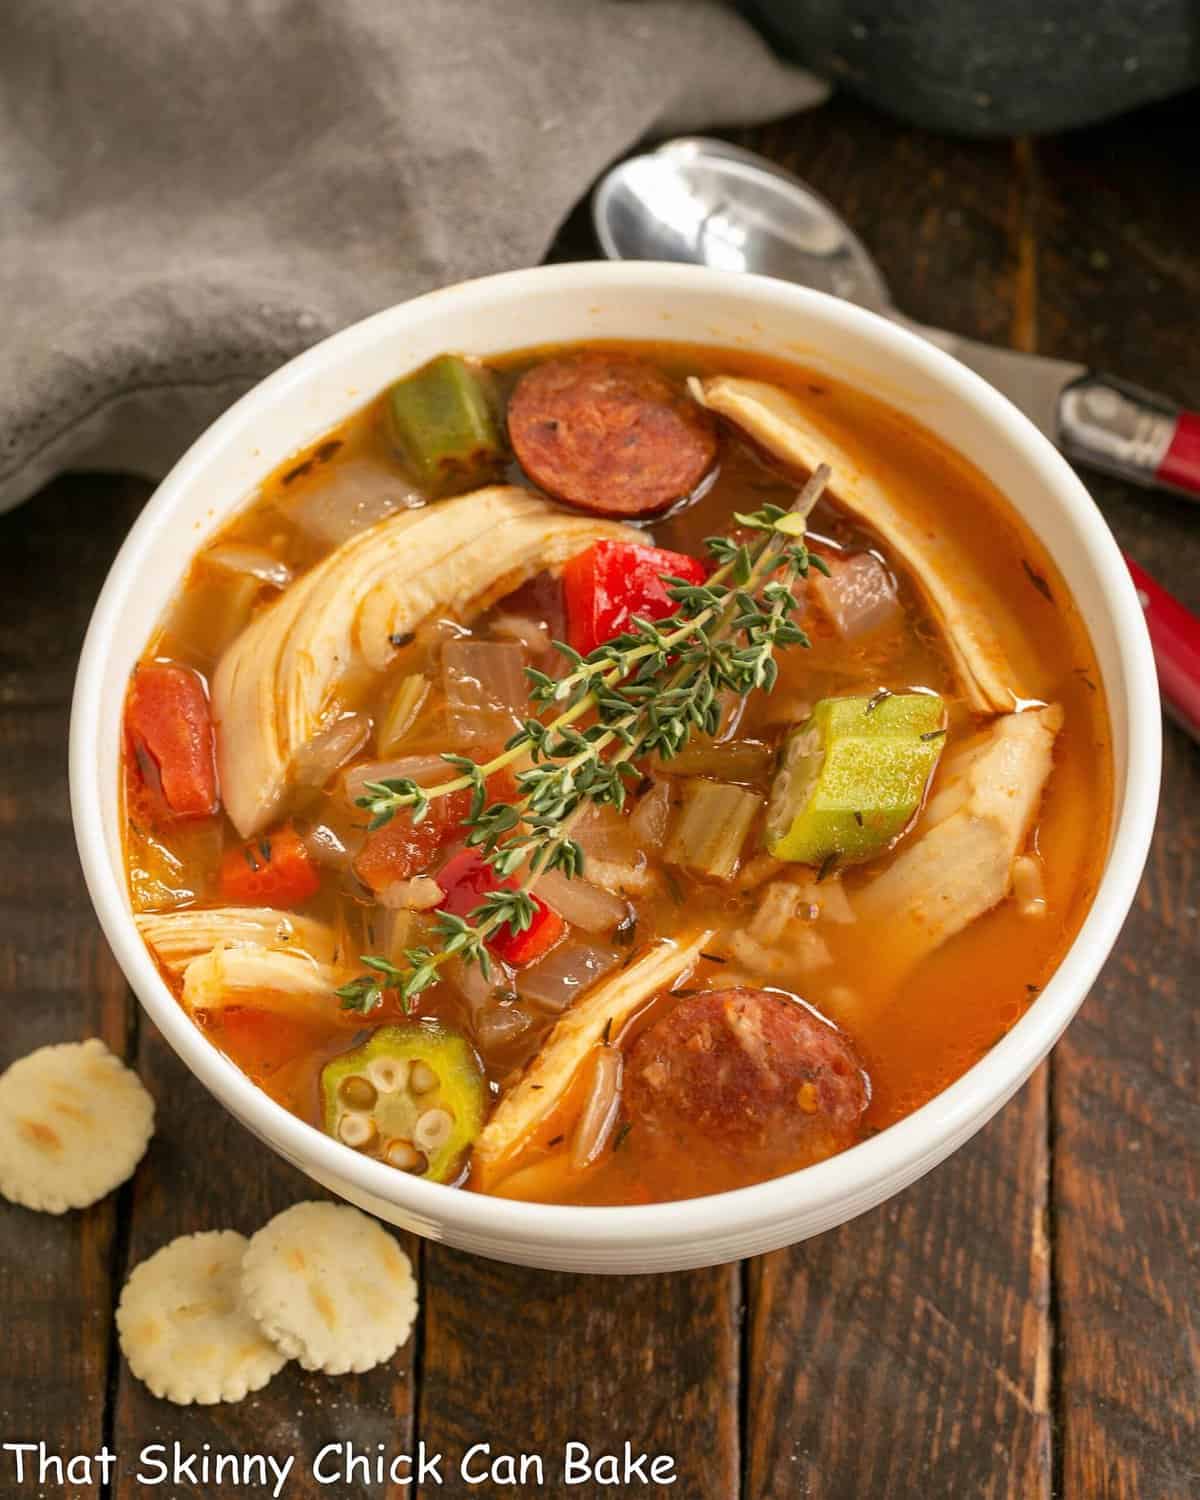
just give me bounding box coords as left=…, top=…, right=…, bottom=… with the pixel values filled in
left=0, top=0, right=824, bottom=510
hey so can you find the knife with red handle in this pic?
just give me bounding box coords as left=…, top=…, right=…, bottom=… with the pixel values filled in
left=904, top=343, right=1200, bottom=737
left=1124, top=555, right=1200, bottom=742
left=1058, top=376, right=1200, bottom=500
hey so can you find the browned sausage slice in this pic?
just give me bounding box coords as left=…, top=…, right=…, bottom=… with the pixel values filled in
left=507, top=353, right=717, bottom=518
left=625, top=988, right=868, bottom=1161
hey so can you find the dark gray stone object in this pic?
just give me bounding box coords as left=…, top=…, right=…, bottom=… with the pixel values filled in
left=740, top=0, right=1200, bottom=136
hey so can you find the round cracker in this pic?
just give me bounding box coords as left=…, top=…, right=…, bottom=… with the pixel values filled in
left=241, top=1202, right=417, bottom=1375
left=117, top=1230, right=288, bottom=1404
left=0, top=1038, right=154, bottom=1213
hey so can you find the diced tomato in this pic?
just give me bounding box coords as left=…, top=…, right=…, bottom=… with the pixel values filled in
left=354, top=788, right=473, bottom=893
left=352, top=768, right=517, bottom=893
left=125, top=662, right=219, bottom=819
left=219, top=824, right=320, bottom=908
left=435, top=849, right=565, bottom=968
left=563, top=541, right=707, bottom=658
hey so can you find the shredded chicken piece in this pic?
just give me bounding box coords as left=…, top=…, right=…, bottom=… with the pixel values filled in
left=473, top=931, right=713, bottom=1190
left=212, top=487, right=638, bottom=836
left=728, top=928, right=833, bottom=982
left=853, top=705, right=1062, bottom=974
left=180, top=944, right=343, bottom=1015
left=695, top=376, right=1026, bottom=713
left=750, top=876, right=855, bottom=939
left=136, top=907, right=336, bottom=972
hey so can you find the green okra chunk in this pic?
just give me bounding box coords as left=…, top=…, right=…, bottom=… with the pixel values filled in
left=765, top=692, right=946, bottom=867
left=387, top=354, right=504, bottom=494
left=321, top=1021, right=486, bottom=1184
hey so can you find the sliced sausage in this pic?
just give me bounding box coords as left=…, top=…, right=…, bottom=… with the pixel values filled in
left=624, top=987, right=868, bottom=1160
left=507, top=353, right=717, bottom=518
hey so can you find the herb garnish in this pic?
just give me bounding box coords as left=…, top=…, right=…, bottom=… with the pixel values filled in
left=1022, top=560, right=1053, bottom=602
left=337, top=467, right=830, bottom=1010
left=335, top=955, right=408, bottom=1014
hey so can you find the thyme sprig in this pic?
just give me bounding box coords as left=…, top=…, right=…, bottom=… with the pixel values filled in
left=341, top=466, right=830, bottom=1010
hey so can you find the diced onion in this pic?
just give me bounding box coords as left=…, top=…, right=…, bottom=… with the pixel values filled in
left=534, top=869, right=628, bottom=934
left=573, top=803, right=638, bottom=862
left=282, top=456, right=424, bottom=545
left=442, top=640, right=527, bottom=747
left=343, top=754, right=452, bottom=806
left=377, top=875, right=443, bottom=912
left=293, top=713, right=371, bottom=789
left=570, top=1047, right=623, bottom=1170
left=204, top=543, right=293, bottom=590
left=517, top=940, right=623, bottom=1012
left=447, top=953, right=510, bottom=1013
left=474, top=1002, right=534, bottom=1052
left=812, top=552, right=901, bottom=639
left=299, top=821, right=353, bottom=869
left=490, top=614, right=551, bottom=654
left=629, top=779, right=673, bottom=851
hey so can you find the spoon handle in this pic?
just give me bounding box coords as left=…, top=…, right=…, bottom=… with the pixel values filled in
left=1124, top=554, right=1200, bottom=743
left=1060, top=374, right=1200, bottom=502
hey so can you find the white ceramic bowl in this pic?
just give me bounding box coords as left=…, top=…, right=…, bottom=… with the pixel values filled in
left=70, top=263, right=1160, bottom=1273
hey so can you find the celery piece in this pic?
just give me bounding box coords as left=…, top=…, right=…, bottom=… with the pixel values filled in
left=665, top=779, right=764, bottom=881
left=765, top=693, right=945, bottom=867
left=387, top=355, right=503, bottom=495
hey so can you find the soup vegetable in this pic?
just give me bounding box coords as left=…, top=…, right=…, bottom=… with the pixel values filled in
left=123, top=343, right=1111, bottom=1206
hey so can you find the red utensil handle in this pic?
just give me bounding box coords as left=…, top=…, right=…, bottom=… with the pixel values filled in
left=1156, top=409, right=1200, bottom=497
left=1124, top=555, right=1200, bottom=740
left=1058, top=375, right=1200, bottom=501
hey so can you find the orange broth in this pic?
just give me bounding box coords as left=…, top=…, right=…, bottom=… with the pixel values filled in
left=123, top=341, right=1112, bottom=1206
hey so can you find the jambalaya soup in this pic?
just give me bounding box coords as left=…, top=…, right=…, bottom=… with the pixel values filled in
left=123, top=343, right=1111, bottom=1206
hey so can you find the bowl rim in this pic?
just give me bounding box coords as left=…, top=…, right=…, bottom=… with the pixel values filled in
left=70, top=261, right=1161, bottom=1251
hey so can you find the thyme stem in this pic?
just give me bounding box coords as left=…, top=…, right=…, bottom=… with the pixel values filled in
left=343, top=466, right=830, bottom=1009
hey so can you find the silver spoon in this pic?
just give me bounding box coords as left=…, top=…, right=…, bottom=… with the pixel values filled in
left=593, top=136, right=1200, bottom=505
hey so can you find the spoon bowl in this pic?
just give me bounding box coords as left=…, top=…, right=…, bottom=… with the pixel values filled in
left=593, top=137, right=891, bottom=313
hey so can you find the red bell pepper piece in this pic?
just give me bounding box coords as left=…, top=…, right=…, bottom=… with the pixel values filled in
left=563, top=541, right=707, bottom=657
left=219, top=824, right=321, bottom=908
left=435, top=849, right=565, bottom=968
left=125, top=662, right=219, bottom=819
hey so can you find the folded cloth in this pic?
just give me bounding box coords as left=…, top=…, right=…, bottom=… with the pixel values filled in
left=0, top=0, right=824, bottom=511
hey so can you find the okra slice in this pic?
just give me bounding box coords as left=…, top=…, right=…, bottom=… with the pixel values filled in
left=320, top=1021, right=486, bottom=1184
left=387, top=354, right=504, bottom=495
left=765, top=693, right=946, bottom=867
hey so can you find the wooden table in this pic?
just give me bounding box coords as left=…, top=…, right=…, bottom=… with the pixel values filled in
left=2, top=91, right=1196, bottom=1500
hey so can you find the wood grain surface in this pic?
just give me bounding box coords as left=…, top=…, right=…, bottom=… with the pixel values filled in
left=0, top=90, right=1196, bottom=1500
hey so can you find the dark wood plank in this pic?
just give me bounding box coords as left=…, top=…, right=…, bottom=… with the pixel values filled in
left=0, top=475, right=144, bottom=1495
left=1033, top=101, right=1200, bottom=1500
left=733, top=101, right=1054, bottom=1500
left=415, top=1248, right=739, bottom=1499
left=731, top=101, right=1021, bottom=342
left=746, top=1087, right=1052, bottom=1498
left=110, top=1027, right=421, bottom=1500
